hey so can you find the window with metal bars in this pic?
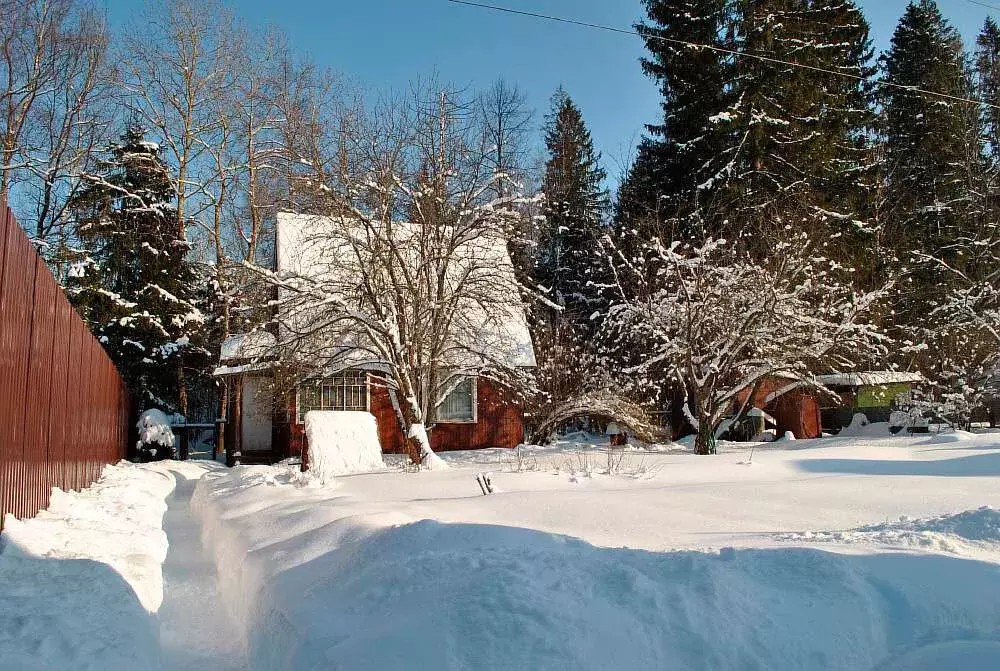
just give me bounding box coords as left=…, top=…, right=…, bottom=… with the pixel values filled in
left=296, top=371, right=369, bottom=423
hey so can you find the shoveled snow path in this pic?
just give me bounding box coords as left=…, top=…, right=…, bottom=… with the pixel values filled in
left=158, top=464, right=246, bottom=671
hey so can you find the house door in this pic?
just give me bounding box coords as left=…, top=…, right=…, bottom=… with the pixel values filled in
left=241, top=376, right=273, bottom=454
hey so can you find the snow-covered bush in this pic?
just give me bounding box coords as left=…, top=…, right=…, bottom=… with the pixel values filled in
left=135, top=409, right=175, bottom=462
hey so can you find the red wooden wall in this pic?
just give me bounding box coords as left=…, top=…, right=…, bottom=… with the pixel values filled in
left=285, top=374, right=525, bottom=459
left=735, top=376, right=822, bottom=439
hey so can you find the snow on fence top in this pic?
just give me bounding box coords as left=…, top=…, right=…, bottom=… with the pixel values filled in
left=816, top=371, right=925, bottom=387
left=304, top=411, right=385, bottom=483
left=275, top=212, right=536, bottom=368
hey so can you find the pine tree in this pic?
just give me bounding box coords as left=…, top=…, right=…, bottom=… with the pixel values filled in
left=620, top=0, right=877, bottom=258
left=978, top=18, right=1000, bottom=164
left=880, top=0, right=981, bottom=269
left=66, top=127, right=208, bottom=414
left=537, top=88, right=610, bottom=329
left=618, top=0, right=730, bottom=240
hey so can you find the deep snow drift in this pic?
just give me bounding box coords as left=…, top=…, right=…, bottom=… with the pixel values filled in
left=0, top=460, right=235, bottom=671
left=193, top=429, right=1000, bottom=670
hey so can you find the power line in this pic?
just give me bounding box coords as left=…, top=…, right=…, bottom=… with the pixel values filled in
left=964, top=0, right=1000, bottom=13
left=446, top=0, right=1000, bottom=111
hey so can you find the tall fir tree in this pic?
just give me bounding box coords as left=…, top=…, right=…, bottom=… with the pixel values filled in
left=524, top=89, right=610, bottom=433
left=977, top=18, right=1000, bottom=165
left=620, top=0, right=877, bottom=260
left=880, top=0, right=982, bottom=271
left=66, top=127, right=208, bottom=414
left=537, top=88, right=610, bottom=329
left=618, top=0, right=730, bottom=241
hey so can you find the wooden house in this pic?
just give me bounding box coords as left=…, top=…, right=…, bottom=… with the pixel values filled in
left=214, top=213, right=535, bottom=464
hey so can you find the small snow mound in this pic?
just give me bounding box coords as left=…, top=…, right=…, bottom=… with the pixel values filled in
left=923, top=429, right=977, bottom=444
left=136, top=408, right=175, bottom=448
left=777, top=506, right=1000, bottom=550
left=305, top=411, right=385, bottom=483
left=422, top=450, right=450, bottom=471
left=783, top=430, right=796, bottom=441
left=839, top=417, right=891, bottom=438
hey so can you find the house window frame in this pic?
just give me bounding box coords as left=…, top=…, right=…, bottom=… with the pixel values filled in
left=296, top=370, right=370, bottom=424
left=436, top=375, right=478, bottom=424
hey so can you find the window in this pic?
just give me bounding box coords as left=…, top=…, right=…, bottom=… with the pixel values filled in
left=438, top=376, right=476, bottom=423
left=297, top=371, right=369, bottom=423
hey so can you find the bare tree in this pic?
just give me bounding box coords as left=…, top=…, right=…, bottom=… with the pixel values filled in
left=121, top=0, right=239, bottom=241
left=1, top=0, right=113, bottom=247
left=252, top=82, right=537, bottom=467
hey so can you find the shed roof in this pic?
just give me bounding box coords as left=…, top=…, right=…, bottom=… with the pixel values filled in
left=814, top=371, right=925, bottom=387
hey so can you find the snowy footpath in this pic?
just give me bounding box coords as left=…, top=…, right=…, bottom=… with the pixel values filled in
left=0, top=460, right=246, bottom=671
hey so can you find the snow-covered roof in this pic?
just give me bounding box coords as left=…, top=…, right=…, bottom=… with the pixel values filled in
left=275, top=212, right=536, bottom=368
left=212, top=362, right=274, bottom=377
left=220, top=331, right=277, bottom=362
left=815, top=371, right=925, bottom=388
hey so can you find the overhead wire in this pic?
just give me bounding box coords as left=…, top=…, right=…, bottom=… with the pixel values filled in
left=445, top=0, right=1000, bottom=110
left=964, top=0, right=1000, bottom=13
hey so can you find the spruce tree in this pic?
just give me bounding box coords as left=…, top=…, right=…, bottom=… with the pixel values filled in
left=977, top=18, right=1000, bottom=163
left=537, top=88, right=609, bottom=329
left=618, top=0, right=730, bottom=241
left=880, top=0, right=981, bottom=267
left=620, top=0, right=876, bottom=258
left=66, top=126, right=208, bottom=413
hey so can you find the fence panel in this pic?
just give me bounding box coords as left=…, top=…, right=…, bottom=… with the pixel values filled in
left=0, top=199, right=129, bottom=526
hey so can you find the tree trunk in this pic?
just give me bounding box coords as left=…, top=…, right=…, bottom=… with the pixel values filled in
left=695, top=420, right=717, bottom=455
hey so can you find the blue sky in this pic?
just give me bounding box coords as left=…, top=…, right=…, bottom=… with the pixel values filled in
left=100, top=0, right=998, bottom=182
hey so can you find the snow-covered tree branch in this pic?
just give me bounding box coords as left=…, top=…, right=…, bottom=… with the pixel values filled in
left=603, top=232, right=890, bottom=454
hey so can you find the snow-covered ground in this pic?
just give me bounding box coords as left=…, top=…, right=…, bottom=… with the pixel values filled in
left=6, top=428, right=1000, bottom=670
left=190, top=428, right=1000, bottom=670
left=0, top=460, right=244, bottom=671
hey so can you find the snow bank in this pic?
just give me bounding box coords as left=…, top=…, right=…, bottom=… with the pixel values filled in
left=0, top=462, right=179, bottom=671
left=304, top=411, right=385, bottom=482
left=193, top=466, right=1000, bottom=671
left=838, top=415, right=892, bottom=437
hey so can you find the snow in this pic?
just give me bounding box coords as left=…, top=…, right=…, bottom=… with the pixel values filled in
left=137, top=408, right=176, bottom=449
left=219, top=330, right=277, bottom=362
left=304, top=410, right=385, bottom=482
left=0, top=462, right=176, bottom=670
left=0, top=461, right=245, bottom=671
left=816, top=371, right=925, bottom=387
left=10, top=429, right=1000, bottom=670
left=190, top=429, right=1000, bottom=670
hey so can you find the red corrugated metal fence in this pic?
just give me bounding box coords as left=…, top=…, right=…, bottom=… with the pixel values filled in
left=0, top=198, right=129, bottom=527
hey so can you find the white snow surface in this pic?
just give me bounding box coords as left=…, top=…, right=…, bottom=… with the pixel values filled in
left=304, top=410, right=385, bottom=482
left=192, top=428, right=1000, bottom=670
left=0, top=460, right=243, bottom=671
left=8, top=429, right=1000, bottom=670
left=0, top=462, right=175, bottom=670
